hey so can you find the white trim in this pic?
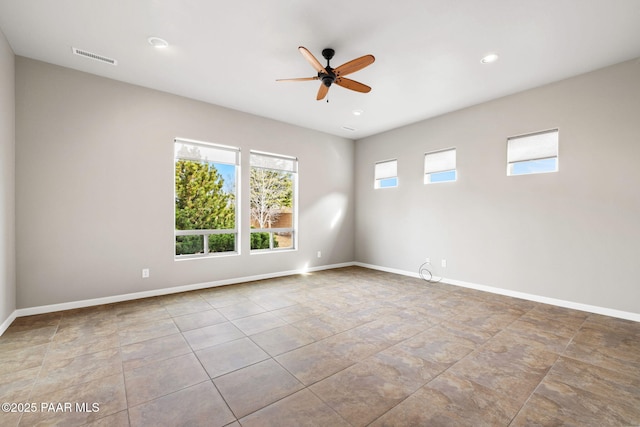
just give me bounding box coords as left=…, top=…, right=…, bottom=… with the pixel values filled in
left=354, top=262, right=421, bottom=279
left=354, top=262, right=640, bottom=322
left=11, top=262, right=355, bottom=320
left=0, top=310, right=18, bottom=336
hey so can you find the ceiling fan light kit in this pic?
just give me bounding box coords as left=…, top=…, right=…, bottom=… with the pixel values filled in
left=277, top=46, right=375, bottom=101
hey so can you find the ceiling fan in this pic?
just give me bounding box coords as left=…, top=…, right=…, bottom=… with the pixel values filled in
left=277, top=46, right=375, bottom=101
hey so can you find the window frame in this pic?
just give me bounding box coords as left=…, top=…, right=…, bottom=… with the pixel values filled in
left=424, top=147, right=457, bottom=184
left=249, top=150, right=298, bottom=253
left=507, top=129, right=559, bottom=176
left=374, top=159, right=398, bottom=189
left=174, top=138, right=240, bottom=259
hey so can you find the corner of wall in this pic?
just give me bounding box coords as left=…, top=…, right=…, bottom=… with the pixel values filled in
left=0, top=310, right=17, bottom=336
left=0, top=26, right=17, bottom=334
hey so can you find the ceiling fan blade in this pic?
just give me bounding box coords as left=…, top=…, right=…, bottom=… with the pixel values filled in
left=276, top=77, right=319, bottom=82
left=335, top=54, right=375, bottom=77
left=316, top=83, right=330, bottom=100
left=335, top=77, right=371, bottom=93
left=299, top=46, right=327, bottom=74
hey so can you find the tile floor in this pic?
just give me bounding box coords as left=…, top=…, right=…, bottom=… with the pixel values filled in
left=1, top=266, right=639, bottom=426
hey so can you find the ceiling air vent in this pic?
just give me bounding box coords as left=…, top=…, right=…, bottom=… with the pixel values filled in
left=72, top=47, right=117, bottom=65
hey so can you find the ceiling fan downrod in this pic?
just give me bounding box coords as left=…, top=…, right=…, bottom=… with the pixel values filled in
left=319, top=48, right=336, bottom=87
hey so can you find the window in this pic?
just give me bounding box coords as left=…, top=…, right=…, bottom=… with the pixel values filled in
left=374, top=159, right=398, bottom=188
left=174, top=139, right=239, bottom=258
left=425, top=148, right=457, bottom=184
left=250, top=151, right=297, bottom=251
left=507, top=129, right=559, bottom=176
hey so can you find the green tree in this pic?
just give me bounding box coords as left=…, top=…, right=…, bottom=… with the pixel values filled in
left=175, top=159, right=236, bottom=254
left=174, top=155, right=275, bottom=254
left=175, top=159, right=235, bottom=230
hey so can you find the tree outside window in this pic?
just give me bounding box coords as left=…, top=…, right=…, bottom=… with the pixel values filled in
left=174, top=140, right=239, bottom=256
left=249, top=152, right=297, bottom=251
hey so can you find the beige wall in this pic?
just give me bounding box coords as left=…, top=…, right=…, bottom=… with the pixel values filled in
left=10, top=54, right=640, bottom=318
left=0, top=29, right=15, bottom=329
left=355, top=58, right=640, bottom=315
left=15, top=57, right=355, bottom=308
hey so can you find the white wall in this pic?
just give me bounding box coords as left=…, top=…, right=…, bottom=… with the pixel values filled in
left=355, top=58, right=640, bottom=316
left=15, top=57, right=354, bottom=309
left=0, top=29, right=16, bottom=331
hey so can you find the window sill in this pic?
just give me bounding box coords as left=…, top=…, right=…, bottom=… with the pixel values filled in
left=174, top=252, right=239, bottom=261
left=250, top=248, right=297, bottom=255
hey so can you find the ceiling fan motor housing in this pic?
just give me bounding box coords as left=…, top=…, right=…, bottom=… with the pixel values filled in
left=320, top=68, right=336, bottom=87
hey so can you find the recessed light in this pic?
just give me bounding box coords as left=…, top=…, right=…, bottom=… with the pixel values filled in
left=481, top=53, right=499, bottom=64
left=352, top=109, right=364, bottom=116
left=148, top=37, right=169, bottom=48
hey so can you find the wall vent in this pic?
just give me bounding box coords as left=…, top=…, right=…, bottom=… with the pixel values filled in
left=72, top=47, right=117, bottom=65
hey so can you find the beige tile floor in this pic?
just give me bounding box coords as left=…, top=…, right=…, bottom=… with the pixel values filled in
left=1, top=266, right=639, bottom=426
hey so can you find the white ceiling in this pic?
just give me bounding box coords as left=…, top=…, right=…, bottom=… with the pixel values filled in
left=1, top=0, right=639, bottom=139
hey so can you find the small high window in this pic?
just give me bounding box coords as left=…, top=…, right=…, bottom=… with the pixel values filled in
left=507, top=129, right=558, bottom=176
left=374, top=159, right=398, bottom=189
left=424, top=148, right=457, bottom=184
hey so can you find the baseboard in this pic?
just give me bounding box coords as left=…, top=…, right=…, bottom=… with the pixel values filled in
left=10, top=260, right=637, bottom=329
left=0, top=310, right=17, bottom=336
left=354, top=262, right=422, bottom=280
left=354, top=262, right=640, bottom=322
left=13, top=262, right=356, bottom=320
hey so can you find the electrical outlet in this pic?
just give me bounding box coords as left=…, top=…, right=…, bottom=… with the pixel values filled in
left=317, top=251, right=322, bottom=258
left=142, top=268, right=150, bottom=278
left=441, top=259, right=447, bottom=268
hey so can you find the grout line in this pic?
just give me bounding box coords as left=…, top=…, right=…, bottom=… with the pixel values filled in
left=175, top=317, right=237, bottom=422
left=208, top=376, right=238, bottom=423
left=117, top=343, right=130, bottom=425
left=506, top=314, right=590, bottom=426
